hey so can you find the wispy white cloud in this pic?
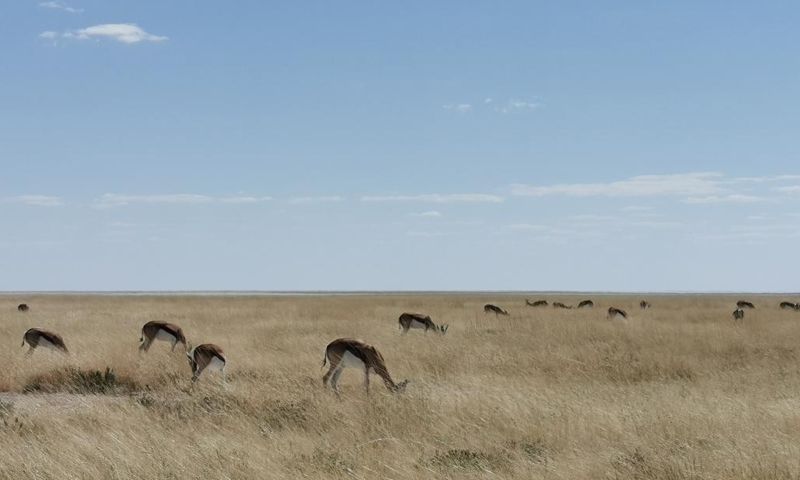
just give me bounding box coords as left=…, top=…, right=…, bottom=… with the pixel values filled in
left=496, top=98, right=540, bottom=114
left=361, top=193, right=504, bottom=203
left=39, top=31, right=59, bottom=39
left=286, top=196, right=343, bottom=204
left=512, top=172, right=726, bottom=198
left=443, top=104, right=472, bottom=113
left=53, top=24, right=168, bottom=44
left=683, top=194, right=767, bottom=204
left=39, top=1, right=83, bottom=13
left=93, top=193, right=272, bottom=208
left=689, top=223, right=800, bottom=242
left=409, top=211, right=442, bottom=217
left=220, top=196, right=272, bottom=204
left=2, top=195, right=64, bottom=207
left=774, top=186, right=800, bottom=194
left=729, top=175, right=800, bottom=183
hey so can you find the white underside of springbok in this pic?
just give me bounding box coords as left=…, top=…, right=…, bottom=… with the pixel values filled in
left=154, top=330, right=177, bottom=343
left=408, top=320, right=428, bottom=330
left=340, top=351, right=368, bottom=371
left=35, top=338, right=59, bottom=351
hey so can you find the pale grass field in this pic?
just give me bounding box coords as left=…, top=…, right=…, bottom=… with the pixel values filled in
left=2, top=293, right=800, bottom=479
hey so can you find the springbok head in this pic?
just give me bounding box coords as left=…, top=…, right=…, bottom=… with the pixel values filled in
left=393, top=379, right=411, bottom=393
left=439, top=325, right=449, bottom=334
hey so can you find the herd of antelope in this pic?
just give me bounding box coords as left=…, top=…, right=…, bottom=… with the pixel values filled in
left=13, top=296, right=800, bottom=394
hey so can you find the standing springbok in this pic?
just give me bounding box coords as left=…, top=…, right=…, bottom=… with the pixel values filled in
left=186, top=343, right=227, bottom=385
left=22, top=328, right=68, bottom=355
left=17, top=303, right=29, bottom=312
left=525, top=299, right=548, bottom=307
left=732, top=307, right=745, bottom=321
left=321, top=338, right=409, bottom=395
left=553, top=302, right=573, bottom=309
left=398, top=313, right=448, bottom=334
left=737, top=300, right=755, bottom=309
left=607, top=307, right=628, bottom=320
left=139, top=321, right=188, bottom=353
left=640, top=300, right=651, bottom=309
left=780, top=301, right=799, bottom=310
left=578, top=300, right=594, bottom=308
left=484, top=304, right=509, bottom=316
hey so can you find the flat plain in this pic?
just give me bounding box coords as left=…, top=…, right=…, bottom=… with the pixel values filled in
left=2, top=293, right=800, bottom=479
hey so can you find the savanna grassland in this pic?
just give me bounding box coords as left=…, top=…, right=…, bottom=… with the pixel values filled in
left=2, top=293, right=800, bottom=480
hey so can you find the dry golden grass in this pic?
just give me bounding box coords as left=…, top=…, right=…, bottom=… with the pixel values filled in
left=2, top=293, right=800, bottom=479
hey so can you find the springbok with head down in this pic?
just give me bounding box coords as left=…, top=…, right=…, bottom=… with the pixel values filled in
left=484, top=304, right=509, bottom=316
left=22, top=328, right=68, bottom=355
left=737, top=300, right=755, bottom=309
left=578, top=300, right=594, bottom=308
left=398, top=313, right=448, bottom=334
left=322, top=338, right=409, bottom=395
left=780, top=301, right=799, bottom=311
left=186, top=343, right=227, bottom=385
left=732, top=307, right=745, bottom=321
left=607, top=307, right=628, bottom=320
left=525, top=299, right=548, bottom=307
left=640, top=301, right=651, bottom=309
left=17, top=304, right=29, bottom=312
left=553, top=302, right=573, bottom=309
left=139, top=321, right=188, bottom=353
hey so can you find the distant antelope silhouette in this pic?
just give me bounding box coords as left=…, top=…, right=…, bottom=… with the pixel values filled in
left=639, top=300, right=651, bottom=309
left=732, top=307, right=745, bottom=321
left=553, top=302, right=572, bottom=309
left=737, top=300, right=755, bottom=309
left=525, top=299, right=548, bottom=307
left=17, top=304, right=29, bottom=312
left=577, top=300, right=593, bottom=308
left=484, top=304, right=509, bottom=316
left=780, top=301, right=799, bottom=311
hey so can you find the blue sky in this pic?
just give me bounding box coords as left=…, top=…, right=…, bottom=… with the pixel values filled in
left=2, top=1, right=799, bottom=291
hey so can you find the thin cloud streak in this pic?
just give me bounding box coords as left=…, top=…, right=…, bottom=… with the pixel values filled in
left=93, top=193, right=272, bottom=208
left=683, top=195, right=767, bottom=204
left=512, top=172, right=726, bottom=197
left=39, top=1, right=82, bottom=13
left=285, top=196, right=344, bottom=204
left=361, top=194, right=504, bottom=203
left=2, top=195, right=64, bottom=207
left=49, top=24, right=168, bottom=44
left=409, top=211, right=442, bottom=217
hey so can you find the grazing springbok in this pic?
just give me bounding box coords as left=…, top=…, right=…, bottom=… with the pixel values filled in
left=780, top=301, right=800, bottom=310
left=322, top=338, right=409, bottom=395
left=553, top=302, right=573, bottom=309
left=640, top=300, right=651, bottom=309
left=484, top=304, right=509, bottom=316
left=525, top=299, right=548, bottom=307
left=578, top=300, right=594, bottom=308
left=17, top=304, right=29, bottom=312
left=737, top=300, right=755, bottom=309
left=186, top=344, right=227, bottom=385
left=139, top=321, right=188, bottom=353
left=22, top=328, right=68, bottom=355
left=398, top=313, right=448, bottom=334
left=732, top=307, right=745, bottom=321
left=607, top=307, right=628, bottom=320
